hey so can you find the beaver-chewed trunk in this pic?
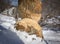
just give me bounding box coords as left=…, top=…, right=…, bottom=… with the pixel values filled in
left=17, top=0, right=43, bottom=39
left=18, top=0, right=42, bottom=22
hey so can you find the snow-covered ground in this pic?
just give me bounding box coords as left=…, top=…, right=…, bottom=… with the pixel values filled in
left=0, top=14, right=60, bottom=44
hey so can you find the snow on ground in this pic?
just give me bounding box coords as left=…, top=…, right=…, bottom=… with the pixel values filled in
left=0, top=14, right=46, bottom=44
left=43, top=30, right=60, bottom=41
left=0, top=14, right=60, bottom=44
left=1, top=7, right=17, bottom=17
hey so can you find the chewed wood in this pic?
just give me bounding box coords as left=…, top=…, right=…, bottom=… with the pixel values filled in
left=15, top=18, right=44, bottom=39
